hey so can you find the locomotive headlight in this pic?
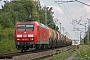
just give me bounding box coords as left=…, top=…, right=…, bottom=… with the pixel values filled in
left=17, top=34, right=22, bottom=37
left=30, top=38, right=33, bottom=40
left=17, top=39, right=20, bottom=40
left=28, top=34, right=33, bottom=37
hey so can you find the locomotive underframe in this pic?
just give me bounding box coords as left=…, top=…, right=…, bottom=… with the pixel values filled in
left=15, top=39, right=70, bottom=52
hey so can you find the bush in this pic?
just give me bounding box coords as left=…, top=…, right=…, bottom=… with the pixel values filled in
left=53, top=51, right=73, bottom=60
left=0, top=39, right=18, bottom=54
left=73, top=45, right=90, bottom=60
left=0, top=26, right=18, bottom=54
left=0, top=27, right=14, bottom=41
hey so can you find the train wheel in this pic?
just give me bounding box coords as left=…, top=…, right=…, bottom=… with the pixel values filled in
left=41, top=45, right=44, bottom=50
left=35, top=45, right=39, bottom=50
left=21, top=49, right=24, bottom=52
left=42, top=45, right=47, bottom=50
left=24, top=49, right=26, bottom=52
left=38, top=45, right=40, bottom=50
left=43, top=45, right=45, bottom=49
left=45, top=45, right=48, bottom=49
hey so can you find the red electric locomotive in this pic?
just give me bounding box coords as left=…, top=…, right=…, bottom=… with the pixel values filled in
left=15, top=21, right=49, bottom=52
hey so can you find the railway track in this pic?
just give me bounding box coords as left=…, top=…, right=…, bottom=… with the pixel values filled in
left=0, top=52, right=33, bottom=59
left=0, top=45, right=78, bottom=60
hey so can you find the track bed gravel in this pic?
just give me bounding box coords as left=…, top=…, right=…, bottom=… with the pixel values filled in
left=0, top=45, right=78, bottom=60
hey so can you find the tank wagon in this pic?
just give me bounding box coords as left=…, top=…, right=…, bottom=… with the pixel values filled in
left=14, top=21, right=72, bottom=52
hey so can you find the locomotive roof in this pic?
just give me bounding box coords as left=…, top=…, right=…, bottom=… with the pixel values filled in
left=36, top=22, right=49, bottom=29
left=16, top=21, right=49, bottom=29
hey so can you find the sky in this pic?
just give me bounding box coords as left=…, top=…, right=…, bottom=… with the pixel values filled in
left=0, top=0, right=4, bottom=9
left=39, top=0, right=90, bottom=40
left=0, top=0, right=90, bottom=40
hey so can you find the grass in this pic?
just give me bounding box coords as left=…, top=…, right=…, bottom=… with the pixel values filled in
left=73, top=45, right=90, bottom=60
left=0, top=39, right=18, bottom=54
left=53, top=50, right=73, bottom=60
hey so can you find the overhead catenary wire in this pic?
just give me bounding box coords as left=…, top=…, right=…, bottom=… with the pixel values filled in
left=54, top=0, right=90, bottom=23
left=55, top=0, right=90, bottom=23
left=54, top=0, right=90, bottom=40
left=61, top=3, right=73, bottom=20
left=54, top=0, right=74, bottom=38
left=76, top=0, right=90, bottom=7
left=54, top=0, right=71, bottom=22
left=55, top=0, right=90, bottom=19
left=60, top=0, right=90, bottom=26
left=55, top=0, right=90, bottom=7
left=60, top=0, right=73, bottom=21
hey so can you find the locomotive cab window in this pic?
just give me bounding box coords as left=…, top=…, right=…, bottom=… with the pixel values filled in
left=17, top=25, right=25, bottom=31
left=26, top=24, right=34, bottom=31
